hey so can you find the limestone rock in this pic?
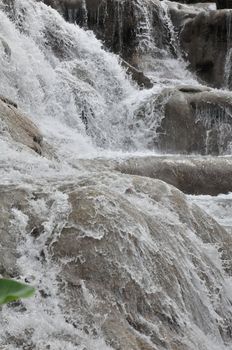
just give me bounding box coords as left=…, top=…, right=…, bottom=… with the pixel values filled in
left=52, top=173, right=232, bottom=349
left=156, top=85, right=232, bottom=155
left=116, top=155, right=232, bottom=195
left=1, top=173, right=232, bottom=348
left=0, top=96, right=43, bottom=154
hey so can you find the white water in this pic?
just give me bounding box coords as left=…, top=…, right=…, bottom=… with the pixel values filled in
left=0, top=1, right=232, bottom=349
left=224, top=11, right=232, bottom=89
left=189, top=192, right=232, bottom=234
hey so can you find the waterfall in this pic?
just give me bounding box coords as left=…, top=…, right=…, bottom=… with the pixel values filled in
left=1, top=1, right=232, bottom=349
left=224, top=11, right=232, bottom=89
left=0, top=0, right=151, bottom=155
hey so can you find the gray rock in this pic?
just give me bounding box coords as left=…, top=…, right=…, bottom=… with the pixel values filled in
left=180, top=10, right=232, bottom=88
left=156, top=85, right=232, bottom=155
left=1, top=173, right=232, bottom=348
left=52, top=174, right=232, bottom=349
left=116, top=155, right=232, bottom=195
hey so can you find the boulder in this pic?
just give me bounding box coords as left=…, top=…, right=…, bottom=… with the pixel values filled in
left=166, top=1, right=210, bottom=32
left=116, top=155, right=232, bottom=195
left=0, top=96, right=43, bottom=154
left=156, top=85, right=232, bottom=155
left=52, top=173, right=232, bottom=349
left=180, top=10, right=232, bottom=88
left=1, top=173, right=232, bottom=348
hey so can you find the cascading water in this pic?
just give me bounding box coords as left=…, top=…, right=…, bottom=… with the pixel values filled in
left=224, top=10, right=232, bottom=89
left=1, top=0, right=232, bottom=349
left=0, top=0, right=158, bottom=153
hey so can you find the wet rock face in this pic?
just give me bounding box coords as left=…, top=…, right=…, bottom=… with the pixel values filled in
left=156, top=86, right=232, bottom=155
left=43, top=0, right=169, bottom=65
left=180, top=11, right=232, bottom=88
left=216, top=0, right=232, bottom=9
left=52, top=174, right=232, bottom=349
left=0, top=96, right=43, bottom=154
left=1, top=174, right=232, bottom=348
left=0, top=186, right=28, bottom=278
left=116, top=155, right=232, bottom=195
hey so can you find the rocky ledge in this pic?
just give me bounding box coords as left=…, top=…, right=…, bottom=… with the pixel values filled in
left=0, top=96, right=43, bottom=154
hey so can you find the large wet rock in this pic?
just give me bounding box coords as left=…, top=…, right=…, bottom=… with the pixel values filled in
left=116, top=155, right=232, bottom=195
left=155, top=85, right=232, bottom=155
left=52, top=173, right=232, bottom=349
left=166, top=1, right=211, bottom=32
left=1, top=173, right=232, bottom=349
left=0, top=96, right=43, bottom=154
left=180, top=10, right=232, bottom=88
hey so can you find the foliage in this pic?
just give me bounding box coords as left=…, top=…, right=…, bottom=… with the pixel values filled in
left=0, top=279, right=35, bottom=305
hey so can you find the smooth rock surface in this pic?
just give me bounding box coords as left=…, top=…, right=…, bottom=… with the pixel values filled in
left=0, top=96, right=43, bottom=154
left=116, top=155, right=232, bottom=195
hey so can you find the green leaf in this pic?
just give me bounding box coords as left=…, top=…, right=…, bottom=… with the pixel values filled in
left=0, top=279, right=35, bottom=305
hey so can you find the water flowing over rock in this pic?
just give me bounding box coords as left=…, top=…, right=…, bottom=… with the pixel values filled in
left=156, top=86, right=232, bottom=155
left=42, top=0, right=171, bottom=65
left=1, top=174, right=232, bottom=349
left=1, top=0, right=232, bottom=349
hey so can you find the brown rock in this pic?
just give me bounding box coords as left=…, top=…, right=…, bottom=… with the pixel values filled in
left=0, top=96, right=43, bottom=154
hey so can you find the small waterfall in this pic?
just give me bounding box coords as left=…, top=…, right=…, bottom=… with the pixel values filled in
left=160, top=0, right=181, bottom=58
left=134, top=0, right=154, bottom=53
left=65, top=0, right=88, bottom=27
left=224, top=11, right=232, bottom=89
left=195, top=103, right=232, bottom=154
left=0, top=0, right=149, bottom=154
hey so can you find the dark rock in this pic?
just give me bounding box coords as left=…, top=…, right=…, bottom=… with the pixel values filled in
left=42, top=0, right=170, bottom=65
left=180, top=10, right=232, bottom=88
left=0, top=95, right=17, bottom=108
left=216, top=0, right=232, bottom=9
left=120, top=58, right=153, bottom=88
